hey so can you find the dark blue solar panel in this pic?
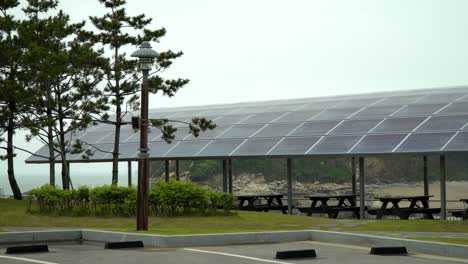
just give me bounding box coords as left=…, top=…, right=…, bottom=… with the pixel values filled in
left=372, top=117, right=426, bottom=133
left=232, top=138, right=280, bottom=156
left=350, top=134, right=407, bottom=153
left=289, top=121, right=340, bottom=136
left=308, top=135, right=361, bottom=154
left=268, top=137, right=321, bottom=155
left=417, top=115, right=468, bottom=132
left=396, top=132, right=455, bottom=152
left=443, top=132, right=468, bottom=151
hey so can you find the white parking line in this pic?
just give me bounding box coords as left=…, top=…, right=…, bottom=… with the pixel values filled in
left=0, top=255, right=59, bottom=264
left=301, top=241, right=468, bottom=263
left=183, top=248, right=293, bottom=264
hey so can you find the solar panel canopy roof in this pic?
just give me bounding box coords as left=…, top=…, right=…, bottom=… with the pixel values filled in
left=26, top=86, right=468, bottom=163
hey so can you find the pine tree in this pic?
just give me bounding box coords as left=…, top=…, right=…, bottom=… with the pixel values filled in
left=0, top=0, right=25, bottom=199
left=87, top=0, right=214, bottom=185
left=20, top=0, right=107, bottom=189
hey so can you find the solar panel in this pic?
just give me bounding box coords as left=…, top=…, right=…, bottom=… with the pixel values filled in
left=232, top=138, right=280, bottom=156
left=217, top=124, right=264, bottom=139
left=272, top=111, right=321, bottom=123
left=308, top=135, right=361, bottom=154
left=443, top=132, right=468, bottom=151
left=414, top=93, right=466, bottom=104
left=164, top=140, right=210, bottom=158
left=371, top=117, right=426, bottom=133
left=98, top=130, right=139, bottom=144
left=289, top=121, right=340, bottom=136
left=371, top=96, right=420, bottom=106
left=212, top=114, right=247, bottom=125
left=311, top=108, right=361, bottom=120
left=25, top=145, right=56, bottom=163
left=329, top=119, right=381, bottom=135
left=267, top=137, right=321, bottom=155
left=196, top=139, right=244, bottom=157
left=239, top=112, right=284, bottom=124
left=25, top=86, right=468, bottom=163
left=300, top=101, right=342, bottom=110
left=149, top=141, right=176, bottom=158
left=118, top=142, right=139, bottom=159
left=332, top=98, right=382, bottom=108
left=437, top=102, right=468, bottom=115
left=78, top=131, right=111, bottom=144
left=252, top=123, right=300, bottom=138
left=266, top=103, right=307, bottom=112
left=396, top=132, right=455, bottom=152
left=86, top=144, right=115, bottom=160
left=350, top=134, right=407, bottom=153
left=350, top=105, right=403, bottom=119
left=184, top=126, right=231, bottom=140
left=417, top=115, right=468, bottom=132
left=392, top=104, right=445, bottom=117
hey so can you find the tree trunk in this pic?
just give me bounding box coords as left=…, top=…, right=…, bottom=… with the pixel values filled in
left=111, top=46, right=121, bottom=186
left=112, top=101, right=121, bottom=185
left=47, top=86, right=55, bottom=186
left=48, top=125, right=55, bottom=186
left=59, top=117, right=69, bottom=190
left=7, top=110, right=22, bottom=200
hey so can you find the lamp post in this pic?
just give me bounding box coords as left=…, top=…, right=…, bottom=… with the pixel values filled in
left=131, top=41, right=159, bottom=231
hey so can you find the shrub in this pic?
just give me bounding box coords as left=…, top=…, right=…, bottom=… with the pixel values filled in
left=30, top=181, right=233, bottom=217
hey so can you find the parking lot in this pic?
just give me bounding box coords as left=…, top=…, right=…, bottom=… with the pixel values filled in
left=1, top=240, right=467, bottom=264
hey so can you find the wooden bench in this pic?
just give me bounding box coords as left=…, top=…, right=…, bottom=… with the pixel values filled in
left=367, top=208, right=441, bottom=220
left=244, top=204, right=288, bottom=213
left=297, top=206, right=361, bottom=219
left=451, top=210, right=468, bottom=220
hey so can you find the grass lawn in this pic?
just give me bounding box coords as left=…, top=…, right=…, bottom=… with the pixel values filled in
left=0, top=199, right=332, bottom=235
left=2, top=199, right=468, bottom=237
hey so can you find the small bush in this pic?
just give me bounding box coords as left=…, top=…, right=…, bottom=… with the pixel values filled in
left=29, top=181, right=234, bottom=217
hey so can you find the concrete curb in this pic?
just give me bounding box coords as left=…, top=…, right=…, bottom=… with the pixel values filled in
left=0, top=230, right=81, bottom=244
left=1, top=229, right=467, bottom=259
left=81, top=229, right=311, bottom=248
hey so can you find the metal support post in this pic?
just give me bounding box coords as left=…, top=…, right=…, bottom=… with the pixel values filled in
left=287, top=158, right=293, bottom=215
left=228, top=159, right=233, bottom=194
left=128, top=161, right=132, bottom=186
left=175, top=160, right=180, bottom=181
left=165, top=160, right=170, bottom=182
left=440, top=155, right=447, bottom=220
left=222, top=160, right=228, bottom=192
left=423, top=156, right=429, bottom=196
left=359, top=157, right=366, bottom=220
left=351, top=157, right=356, bottom=197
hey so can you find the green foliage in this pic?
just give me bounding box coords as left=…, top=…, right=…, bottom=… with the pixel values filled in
left=29, top=181, right=233, bottom=217
left=149, top=180, right=233, bottom=216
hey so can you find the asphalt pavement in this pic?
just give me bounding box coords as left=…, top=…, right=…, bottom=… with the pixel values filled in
left=0, top=240, right=467, bottom=264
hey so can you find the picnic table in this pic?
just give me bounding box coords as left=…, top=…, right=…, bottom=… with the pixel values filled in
left=296, top=194, right=360, bottom=219
left=451, top=199, right=468, bottom=220
left=367, top=195, right=440, bottom=220
left=236, top=194, right=288, bottom=214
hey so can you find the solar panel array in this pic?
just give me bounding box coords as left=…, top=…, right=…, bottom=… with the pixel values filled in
left=26, top=86, right=468, bottom=163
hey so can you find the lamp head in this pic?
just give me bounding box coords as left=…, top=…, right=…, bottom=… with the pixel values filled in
left=131, top=41, right=159, bottom=70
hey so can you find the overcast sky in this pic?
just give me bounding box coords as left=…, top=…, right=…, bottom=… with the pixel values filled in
left=3, top=0, right=468, bottom=191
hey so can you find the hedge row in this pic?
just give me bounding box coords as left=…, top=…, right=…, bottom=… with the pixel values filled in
left=29, top=180, right=234, bottom=217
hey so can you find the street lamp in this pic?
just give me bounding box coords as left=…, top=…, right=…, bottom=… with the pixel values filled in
left=131, top=41, right=159, bottom=231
